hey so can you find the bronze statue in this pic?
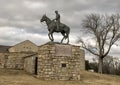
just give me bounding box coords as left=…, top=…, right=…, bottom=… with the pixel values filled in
left=40, top=12, right=70, bottom=44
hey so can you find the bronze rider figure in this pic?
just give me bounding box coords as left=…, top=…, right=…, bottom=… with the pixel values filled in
left=53, top=10, right=60, bottom=31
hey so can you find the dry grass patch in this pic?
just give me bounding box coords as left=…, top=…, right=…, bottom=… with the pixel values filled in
left=0, top=69, right=120, bottom=85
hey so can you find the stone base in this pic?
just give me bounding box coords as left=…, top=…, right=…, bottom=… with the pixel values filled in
left=36, top=42, right=85, bottom=80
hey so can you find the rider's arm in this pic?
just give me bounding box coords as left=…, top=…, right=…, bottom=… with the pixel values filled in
left=53, top=14, right=60, bottom=21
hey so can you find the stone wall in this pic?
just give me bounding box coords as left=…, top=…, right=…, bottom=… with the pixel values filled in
left=0, top=52, right=34, bottom=69
left=0, top=40, right=38, bottom=69
left=9, top=40, right=38, bottom=52
left=37, top=43, right=85, bottom=80
left=0, top=53, right=6, bottom=68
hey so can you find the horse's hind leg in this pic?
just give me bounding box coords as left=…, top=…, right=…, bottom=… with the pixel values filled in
left=61, top=37, right=65, bottom=43
left=67, top=35, right=69, bottom=44
left=61, top=32, right=65, bottom=43
left=61, top=32, right=69, bottom=44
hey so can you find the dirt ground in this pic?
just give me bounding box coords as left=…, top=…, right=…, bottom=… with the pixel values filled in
left=0, top=69, right=120, bottom=85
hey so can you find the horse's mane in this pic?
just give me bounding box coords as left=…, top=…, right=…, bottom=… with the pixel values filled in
left=45, top=15, right=52, bottom=22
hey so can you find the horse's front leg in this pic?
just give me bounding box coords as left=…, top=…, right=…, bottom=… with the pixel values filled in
left=48, top=33, right=52, bottom=41
left=51, top=33, right=54, bottom=41
left=48, top=32, right=54, bottom=42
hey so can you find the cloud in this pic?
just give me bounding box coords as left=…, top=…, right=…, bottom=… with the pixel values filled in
left=24, top=1, right=47, bottom=9
left=0, top=0, right=120, bottom=60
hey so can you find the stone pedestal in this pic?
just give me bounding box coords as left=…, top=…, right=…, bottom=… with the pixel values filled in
left=37, top=42, right=85, bottom=80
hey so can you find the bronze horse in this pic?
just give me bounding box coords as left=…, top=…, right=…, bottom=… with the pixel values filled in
left=40, top=14, right=70, bottom=44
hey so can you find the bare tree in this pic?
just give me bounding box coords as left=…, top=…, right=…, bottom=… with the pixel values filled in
left=78, top=14, right=120, bottom=73
left=102, top=56, right=113, bottom=74
left=91, top=56, right=120, bottom=75
left=110, top=58, right=120, bottom=75
left=103, top=56, right=120, bottom=75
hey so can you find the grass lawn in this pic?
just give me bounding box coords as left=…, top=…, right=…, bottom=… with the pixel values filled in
left=0, top=69, right=120, bottom=85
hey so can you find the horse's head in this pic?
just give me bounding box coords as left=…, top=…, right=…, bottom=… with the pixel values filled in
left=41, top=14, right=47, bottom=22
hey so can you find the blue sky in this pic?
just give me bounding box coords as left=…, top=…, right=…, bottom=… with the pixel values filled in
left=0, top=0, right=120, bottom=60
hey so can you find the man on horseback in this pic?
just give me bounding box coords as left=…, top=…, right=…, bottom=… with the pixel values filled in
left=41, top=12, right=70, bottom=44
left=53, top=10, right=60, bottom=31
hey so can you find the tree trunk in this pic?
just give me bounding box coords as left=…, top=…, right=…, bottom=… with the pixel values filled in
left=98, top=57, right=103, bottom=74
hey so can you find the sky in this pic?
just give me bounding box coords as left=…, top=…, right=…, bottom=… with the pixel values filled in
left=0, top=0, right=120, bottom=60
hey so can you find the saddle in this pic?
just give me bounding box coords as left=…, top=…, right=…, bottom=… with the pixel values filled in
left=55, top=22, right=64, bottom=29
